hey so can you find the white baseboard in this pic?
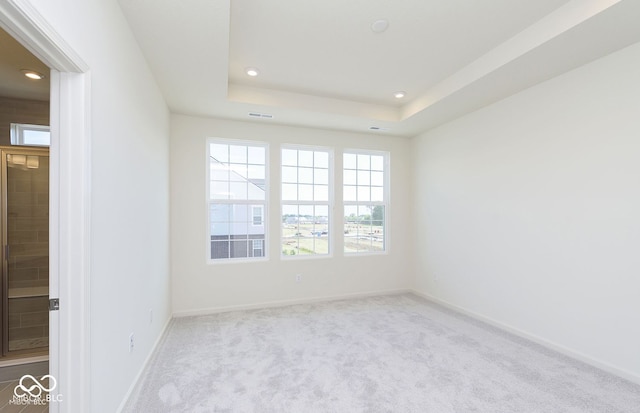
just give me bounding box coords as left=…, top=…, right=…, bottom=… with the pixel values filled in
left=410, top=289, right=640, bottom=386
left=116, top=316, right=172, bottom=413
left=172, top=288, right=411, bottom=317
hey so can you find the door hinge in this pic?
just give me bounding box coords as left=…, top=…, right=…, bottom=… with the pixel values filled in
left=49, top=298, right=59, bottom=311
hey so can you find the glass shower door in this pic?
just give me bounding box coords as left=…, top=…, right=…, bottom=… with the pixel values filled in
left=2, top=149, right=50, bottom=355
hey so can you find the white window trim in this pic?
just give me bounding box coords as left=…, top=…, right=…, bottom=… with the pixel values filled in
left=252, top=239, right=264, bottom=256
left=280, top=144, right=334, bottom=260
left=206, top=138, right=269, bottom=264
left=252, top=205, right=264, bottom=227
left=343, top=149, right=390, bottom=256
left=10, top=122, right=51, bottom=146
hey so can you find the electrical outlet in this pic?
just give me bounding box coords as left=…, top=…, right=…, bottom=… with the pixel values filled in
left=129, top=333, right=135, bottom=353
left=149, top=309, right=153, bottom=324
left=295, top=274, right=302, bottom=282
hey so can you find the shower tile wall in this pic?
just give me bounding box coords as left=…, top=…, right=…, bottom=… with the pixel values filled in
left=0, top=96, right=49, bottom=146
left=0, top=96, right=50, bottom=354
left=8, top=297, right=48, bottom=351
left=7, top=156, right=49, bottom=351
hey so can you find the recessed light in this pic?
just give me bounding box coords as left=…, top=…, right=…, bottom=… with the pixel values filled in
left=21, top=69, right=45, bottom=80
left=393, top=91, right=406, bottom=99
left=245, top=67, right=259, bottom=77
left=371, top=19, right=389, bottom=34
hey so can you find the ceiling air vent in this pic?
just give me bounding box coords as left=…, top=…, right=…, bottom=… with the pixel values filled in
left=369, top=126, right=390, bottom=131
left=248, top=112, right=274, bottom=119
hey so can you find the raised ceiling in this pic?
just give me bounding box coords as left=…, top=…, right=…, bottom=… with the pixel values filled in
left=119, top=0, right=640, bottom=137
left=228, top=0, right=569, bottom=106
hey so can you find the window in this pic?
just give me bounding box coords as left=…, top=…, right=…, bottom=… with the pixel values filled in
left=10, top=123, right=50, bottom=147
left=252, top=206, right=264, bottom=226
left=208, top=140, right=267, bottom=261
left=281, top=147, right=332, bottom=257
left=252, top=239, right=264, bottom=257
left=343, top=151, right=388, bottom=254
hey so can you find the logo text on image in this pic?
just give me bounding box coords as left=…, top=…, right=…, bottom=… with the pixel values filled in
left=9, top=374, right=63, bottom=405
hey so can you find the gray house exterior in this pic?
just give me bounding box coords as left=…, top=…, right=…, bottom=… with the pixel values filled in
left=210, top=157, right=266, bottom=259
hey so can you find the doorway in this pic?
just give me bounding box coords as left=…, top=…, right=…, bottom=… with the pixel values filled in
left=0, top=27, right=51, bottom=382
left=0, top=3, right=91, bottom=412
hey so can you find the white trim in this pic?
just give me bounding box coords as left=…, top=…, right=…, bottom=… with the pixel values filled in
left=206, top=138, right=269, bottom=263
left=173, top=288, right=411, bottom=317
left=205, top=256, right=269, bottom=266
left=343, top=149, right=390, bottom=256
left=279, top=252, right=335, bottom=261
left=116, top=317, right=172, bottom=413
left=410, top=289, right=640, bottom=386
left=251, top=238, right=264, bottom=256
left=47, top=71, right=61, bottom=413
left=0, top=3, right=91, bottom=413
left=55, top=69, right=92, bottom=413
left=343, top=250, right=390, bottom=258
left=0, top=0, right=88, bottom=73
left=280, top=145, right=334, bottom=259
left=9, top=122, right=51, bottom=146
left=251, top=205, right=264, bottom=226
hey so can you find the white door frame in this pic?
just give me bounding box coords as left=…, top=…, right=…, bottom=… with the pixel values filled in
left=0, top=1, right=91, bottom=413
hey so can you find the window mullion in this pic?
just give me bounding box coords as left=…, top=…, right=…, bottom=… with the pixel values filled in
left=343, top=150, right=388, bottom=255
left=208, top=139, right=267, bottom=262
left=281, top=146, right=332, bottom=258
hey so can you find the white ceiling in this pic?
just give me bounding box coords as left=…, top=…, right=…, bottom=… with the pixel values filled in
left=228, top=0, right=568, bottom=106
left=0, top=27, right=50, bottom=101
left=119, top=0, right=640, bottom=137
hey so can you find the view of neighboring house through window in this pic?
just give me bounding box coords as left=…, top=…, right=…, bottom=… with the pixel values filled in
left=281, top=147, right=332, bottom=256
left=343, top=151, right=388, bottom=254
left=208, top=140, right=267, bottom=261
left=252, top=205, right=264, bottom=226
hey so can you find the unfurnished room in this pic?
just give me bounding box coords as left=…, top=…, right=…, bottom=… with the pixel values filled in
left=0, top=1, right=639, bottom=412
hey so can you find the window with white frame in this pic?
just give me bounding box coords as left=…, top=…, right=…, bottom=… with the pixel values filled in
left=281, top=147, right=332, bottom=257
left=252, top=205, right=264, bottom=226
left=208, top=140, right=267, bottom=261
left=343, top=151, right=388, bottom=254
left=10, top=123, right=50, bottom=146
left=252, top=239, right=264, bottom=257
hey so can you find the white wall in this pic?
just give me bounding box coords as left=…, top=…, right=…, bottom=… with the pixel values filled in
left=412, top=41, right=640, bottom=383
left=27, top=1, right=171, bottom=412
left=171, top=115, right=412, bottom=314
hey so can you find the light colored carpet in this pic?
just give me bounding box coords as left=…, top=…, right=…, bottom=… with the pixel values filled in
left=123, top=294, right=640, bottom=412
